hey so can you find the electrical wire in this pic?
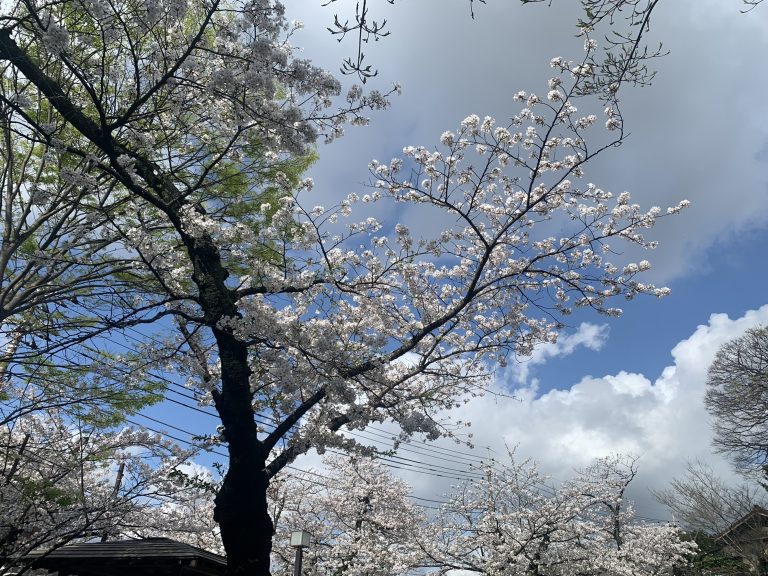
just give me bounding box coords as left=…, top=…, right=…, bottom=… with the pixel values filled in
left=3, top=327, right=674, bottom=523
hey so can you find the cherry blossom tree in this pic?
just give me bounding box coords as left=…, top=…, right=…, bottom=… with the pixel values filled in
left=420, top=452, right=696, bottom=576
left=0, top=410, right=200, bottom=575
left=120, top=453, right=424, bottom=572
left=269, top=455, right=423, bottom=576
left=0, top=0, right=689, bottom=573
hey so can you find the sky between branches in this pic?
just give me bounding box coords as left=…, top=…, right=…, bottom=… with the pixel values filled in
left=138, top=0, right=768, bottom=525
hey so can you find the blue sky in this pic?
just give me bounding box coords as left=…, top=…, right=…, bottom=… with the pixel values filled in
left=534, top=224, right=768, bottom=383
left=136, top=0, right=768, bottom=526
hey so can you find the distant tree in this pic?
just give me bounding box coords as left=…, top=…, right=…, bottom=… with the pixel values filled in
left=419, top=452, right=696, bottom=576
left=653, top=461, right=763, bottom=534
left=676, top=532, right=751, bottom=576
left=653, top=461, right=767, bottom=576
left=705, top=326, right=768, bottom=473
left=269, top=455, right=423, bottom=576
left=0, top=411, right=201, bottom=576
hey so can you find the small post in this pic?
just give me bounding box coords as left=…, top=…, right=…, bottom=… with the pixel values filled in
left=290, top=530, right=311, bottom=576
left=292, top=547, right=302, bottom=576
left=101, top=461, right=125, bottom=542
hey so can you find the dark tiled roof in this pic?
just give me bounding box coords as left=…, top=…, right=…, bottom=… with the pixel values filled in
left=23, top=538, right=227, bottom=576
left=28, top=538, right=225, bottom=563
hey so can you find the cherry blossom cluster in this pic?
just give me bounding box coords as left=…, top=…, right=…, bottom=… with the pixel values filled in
left=270, top=455, right=424, bottom=576
left=420, top=452, right=697, bottom=576
left=0, top=410, right=201, bottom=569
left=206, top=62, right=687, bottom=457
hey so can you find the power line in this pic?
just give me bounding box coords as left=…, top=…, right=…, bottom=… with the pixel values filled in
left=86, top=329, right=507, bottom=475
left=11, top=328, right=675, bottom=524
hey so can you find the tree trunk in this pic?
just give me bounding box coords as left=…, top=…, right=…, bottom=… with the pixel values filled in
left=210, top=326, right=273, bottom=576
left=214, top=448, right=273, bottom=576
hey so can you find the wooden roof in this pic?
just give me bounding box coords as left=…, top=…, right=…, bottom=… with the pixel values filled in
left=22, top=538, right=227, bottom=576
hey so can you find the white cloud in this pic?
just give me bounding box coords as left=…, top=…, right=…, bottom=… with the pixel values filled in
left=394, top=305, right=768, bottom=520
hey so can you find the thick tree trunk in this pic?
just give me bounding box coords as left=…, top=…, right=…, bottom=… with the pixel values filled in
left=202, top=282, right=272, bottom=576
left=185, top=227, right=275, bottom=574
left=214, top=446, right=273, bottom=576
left=207, top=318, right=273, bottom=576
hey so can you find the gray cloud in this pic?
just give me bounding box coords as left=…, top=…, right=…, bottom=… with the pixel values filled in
left=287, top=0, right=768, bottom=285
